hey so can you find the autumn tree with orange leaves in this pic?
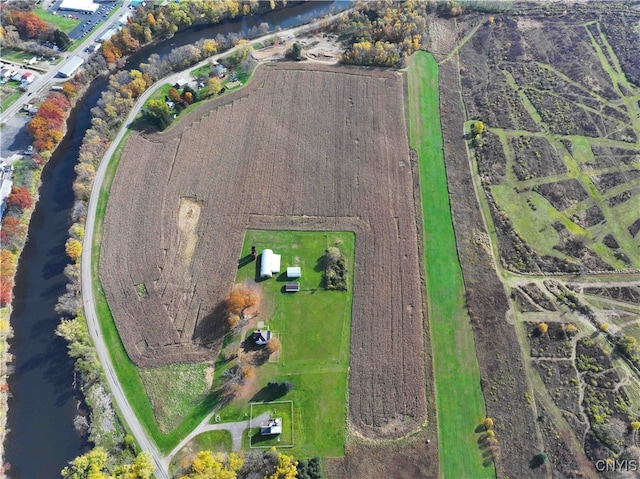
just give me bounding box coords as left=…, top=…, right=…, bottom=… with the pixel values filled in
left=6, top=186, right=33, bottom=211
left=226, top=283, right=260, bottom=318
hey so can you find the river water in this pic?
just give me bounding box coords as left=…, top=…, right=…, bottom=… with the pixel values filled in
left=3, top=2, right=348, bottom=477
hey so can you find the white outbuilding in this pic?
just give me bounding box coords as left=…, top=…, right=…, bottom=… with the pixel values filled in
left=260, top=249, right=281, bottom=279
left=59, top=0, right=99, bottom=13
left=58, top=56, right=84, bottom=78
left=286, top=267, right=301, bottom=279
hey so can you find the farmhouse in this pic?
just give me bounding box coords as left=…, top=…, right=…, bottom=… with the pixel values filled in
left=58, top=57, right=84, bottom=78
left=260, top=249, right=281, bottom=278
left=260, top=418, right=282, bottom=435
left=252, top=330, right=272, bottom=345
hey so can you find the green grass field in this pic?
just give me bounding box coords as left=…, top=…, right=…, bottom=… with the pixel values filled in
left=408, top=51, right=493, bottom=478
left=34, top=8, right=81, bottom=33
left=215, top=229, right=353, bottom=458
left=191, top=64, right=212, bottom=78
left=1, top=48, right=34, bottom=63
left=247, top=401, right=295, bottom=448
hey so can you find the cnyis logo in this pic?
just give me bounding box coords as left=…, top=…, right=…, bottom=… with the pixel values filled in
left=594, top=459, right=639, bottom=472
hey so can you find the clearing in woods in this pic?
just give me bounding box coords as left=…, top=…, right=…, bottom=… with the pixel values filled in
left=407, top=51, right=491, bottom=478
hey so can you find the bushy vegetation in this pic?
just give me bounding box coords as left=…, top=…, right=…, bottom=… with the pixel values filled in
left=61, top=447, right=154, bottom=479
left=324, top=0, right=429, bottom=67
left=177, top=448, right=306, bottom=479
left=322, top=246, right=348, bottom=291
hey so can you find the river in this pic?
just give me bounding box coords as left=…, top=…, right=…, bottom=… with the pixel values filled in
left=3, top=2, right=348, bottom=477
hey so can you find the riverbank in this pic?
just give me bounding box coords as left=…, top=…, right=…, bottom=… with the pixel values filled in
left=0, top=73, right=98, bottom=475
left=0, top=304, right=13, bottom=477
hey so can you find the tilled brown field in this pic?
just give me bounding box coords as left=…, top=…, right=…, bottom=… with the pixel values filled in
left=100, top=63, right=427, bottom=437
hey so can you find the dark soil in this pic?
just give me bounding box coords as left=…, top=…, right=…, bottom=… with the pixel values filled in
left=520, top=283, right=558, bottom=311
left=512, top=288, right=541, bottom=313
left=535, top=400, right=590, bottom=479
left=600, top=13, right=640, bottom=87
left=570, top=205, right=605, bottom=230
left=534, top=179, right=590, bottom=212
left=608, top=188, right=640, bottom=208
left=526, top=322, right=572, bottom=359
left=532, top=360, right=581, bottom=417
left=325, top=431, right=437, bottom=479
left=582, top=286, right=640, bottom=304
left=629, top=218, right=640, bottom=238
left=509, top=136, right=566, bottom=181
left=590, top=145, right=640, bottom=168
left=591, top=170, right=640, bottom=194
left=475, top=131, right=507, bottom=185
left=602, top=234, right=620, bottom=250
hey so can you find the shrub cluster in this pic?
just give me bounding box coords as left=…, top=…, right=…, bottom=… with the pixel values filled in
left=323, top=246, right=348, bottom=291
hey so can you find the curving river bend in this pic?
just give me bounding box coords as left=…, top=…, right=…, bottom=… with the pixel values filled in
left=4, top=2, right=347, bottom=477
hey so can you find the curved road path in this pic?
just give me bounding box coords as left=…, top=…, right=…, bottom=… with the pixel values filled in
left=81, top=12, right=349, bottom=478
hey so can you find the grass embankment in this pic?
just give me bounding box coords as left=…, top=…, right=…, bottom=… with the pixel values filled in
left=218, top=230, right=354, bottom=458
left=407, top=51, right=493, bottom=478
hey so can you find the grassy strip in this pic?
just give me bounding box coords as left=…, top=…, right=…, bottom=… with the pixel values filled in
left=407, top=51, right=492, bottom=478
left=1, top=48, right=34, bottom=63
left=0, top=91, right=21, bottom=111
left=34, top=8, right=81, bottom=33
left=193, top=430, right=233, bottom=453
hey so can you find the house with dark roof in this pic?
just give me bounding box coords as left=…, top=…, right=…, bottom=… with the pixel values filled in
left=260, top=417, right=282, bottom=435
left=252, top=330, right=272, bottom=345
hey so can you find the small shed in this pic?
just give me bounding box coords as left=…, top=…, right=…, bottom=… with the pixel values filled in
left=286, top=267, right=301, bottom=279
left=260, top=249, right=281, bottom=278
left=252, top=330, right=272, bottom=345
left=285, top=282, right=299, bottom=293
left=260, top=418, right=282, bottom=435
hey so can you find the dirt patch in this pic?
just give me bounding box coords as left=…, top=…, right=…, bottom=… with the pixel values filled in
left=100, top=63, right=427, bottom=438
left=325, top=430, right=438, bottom=479
left=177, top=197, right=201, bottom=268
left=204, top=366, right=214, bottom=389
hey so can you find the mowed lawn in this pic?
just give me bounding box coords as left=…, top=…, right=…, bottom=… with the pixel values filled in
left=407, top=51, right=493, bottom=478
left=34, top=8, right=80, bottom=33
left=220, top=230, right=354, bottom=458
